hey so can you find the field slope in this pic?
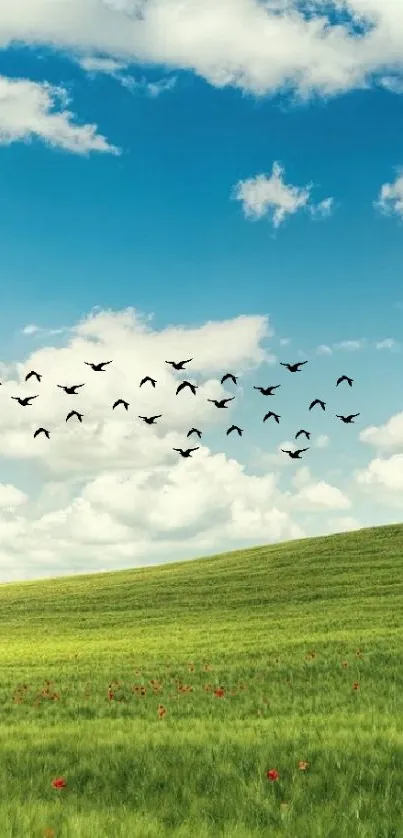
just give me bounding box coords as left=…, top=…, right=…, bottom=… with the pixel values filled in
left=0, top=522, right=402, bottom=837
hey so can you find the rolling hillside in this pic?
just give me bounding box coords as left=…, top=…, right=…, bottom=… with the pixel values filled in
left=0, top=522, right=402, bottom=837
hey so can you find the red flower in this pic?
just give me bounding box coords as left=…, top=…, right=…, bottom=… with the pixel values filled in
left=214, top=688, right=225, bottom=697
left=352, top=682, right=360, bottom=690
left=266, top=769, right=279, bottom=782
left=51, top=777, right=67, bottom=789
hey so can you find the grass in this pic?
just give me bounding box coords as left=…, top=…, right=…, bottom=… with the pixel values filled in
left=0, top=522, right=402, bottom=837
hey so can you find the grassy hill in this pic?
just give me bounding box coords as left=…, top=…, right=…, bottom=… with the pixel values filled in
left=0, top=522, right=402, bottom=837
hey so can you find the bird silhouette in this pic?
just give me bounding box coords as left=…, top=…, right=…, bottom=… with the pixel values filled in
left=34, top=428, right=50, bottom=439
left=57, top=384, right=85, bottom=394
left=113, top=399, right=129, bottom=410
left=11, top=395, right=39, bottom=406
left=25, top=370, right=42, bottom=382
left=295, top=429, right=310, bottom=440
left=263, top=411, right=280, bottom=423
left=165, top=359, right=192, bottom=370
left=254, top=385, right=281, bottom=395
left=309, top=399, right=326, bottom=411
left=84, top=361, right=112, bottom=371
left=139, top=415, right=162, bottom=424
left=66, top=410, right=83, bottom=423
left=207, top=397, right=235, bottom=408
left=280, top=361, right=308, bottom=372
left=176, top=380, right=198, bottom=396
left=336, top=413, right=360, bottom=423
left=221, top=373, right=238, bottom=385
left=281, top=448, right=309, bottom=459
left=187, top=428, right=202, bottom=438
left=336, top=375, right=353, bottom=387
left=173, top=447, right=199, bottom=458
left=226, top=425, right=243, bottom=436
left=140, top=377, right=157, bottom=388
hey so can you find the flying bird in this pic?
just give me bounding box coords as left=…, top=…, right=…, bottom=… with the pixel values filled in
left=140, top=377, right=157, bottom=388
left=176, top=380, right=198, bottom=395
left=280, top=361, right=308, bottom=372
left=336, top=375, right=353, bottom=387
left=57, top=384, right=85, bottom=394
left=263, top=411, right=280, bottom=423
left=66, top=410, right=83, bottom=423
left=336, top=413, right=360, bottom=423
left=221, top=373, right=238, bottom=385
left=84, top=361, right=112, bottom=371
left=173, top=447, right=199, bottom=458
left=25, top=370, right=42, bottom=382
left=226, top=425, right=243, bottom=436
left=207, top=397, right=235, bottom=408
left=11, top=395, right=39, bottom=406
left=309, top=399, right=326, bottom=411
left=139, top=415, right=162, bottom=425
left=295, top=429, right=310, bottom=440
left=281, top=448, right=309, bottom=459
left=187, top=428, right=202, bottom=439
left=165, top=359, right=192, bottom=370
left=254, top=385, right=281, bottom=395
left=34, top=427, right=50, bottom=439
left=113, top=399, right=129, bottom=410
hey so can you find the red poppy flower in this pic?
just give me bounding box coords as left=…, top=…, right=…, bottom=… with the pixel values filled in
left=266, top=769, right=279, bottom=781
left=51, top=777, right=67, bottom=789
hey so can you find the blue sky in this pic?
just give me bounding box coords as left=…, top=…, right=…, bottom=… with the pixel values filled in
left=0, top=0, right=403, bottom=582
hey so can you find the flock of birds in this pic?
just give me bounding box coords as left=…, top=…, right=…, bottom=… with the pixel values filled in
left=2, top=358, right=359, bottom=459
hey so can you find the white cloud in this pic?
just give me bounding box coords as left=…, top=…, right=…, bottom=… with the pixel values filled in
left=316, top=344, right=333, bottom=355
left=232, top=162, right=333, bottom=228
left=0, top=484, right=28, bottom=509
left=333, top=339, right=366, bottom=351
left=309, top=196, right=335, bottom=219
left=0, top=306, right=360, bottom=582
left=355, top=454, right=403, bottom=492
left=77, top=55, right=177, bottom=96
left=122, top=75, right=177, bottom=96
left=315, top=434, right=329, bottom=448
left=374, top=338, right=400, bottom=350
left=78, top=56, right=127, bottom=74
left=0, top=74, right=119, bottom=154
left=1, top=0, right=403, bottom=100
left=291, top=480, right=351, bottom=511
left=22, top=324, right=40, bottom=335
left=359, top=412, right=403, bottom=450
left=375, top=172, right=403, bottom=218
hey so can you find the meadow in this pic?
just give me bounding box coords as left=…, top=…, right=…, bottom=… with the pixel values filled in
left=0, top=522, right=402, bottom=837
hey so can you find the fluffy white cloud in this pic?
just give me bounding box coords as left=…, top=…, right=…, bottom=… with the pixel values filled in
left=0, top=307, right=358, bottom=583
left=355, top=454, right=403, bottom=492
left=0, top=75, right=119, bottom=154
left=359, top=412, right=403, bottom=450
left=1, top=0, right=403, bottom=99
left=375, top=173, right=403, bottom=218
left=0, top=484, right=28, bottom=509
left=232, top=162, right=333, bottom=228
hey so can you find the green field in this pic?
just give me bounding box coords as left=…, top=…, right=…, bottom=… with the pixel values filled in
left=0, top=522, right=402, bottom=837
